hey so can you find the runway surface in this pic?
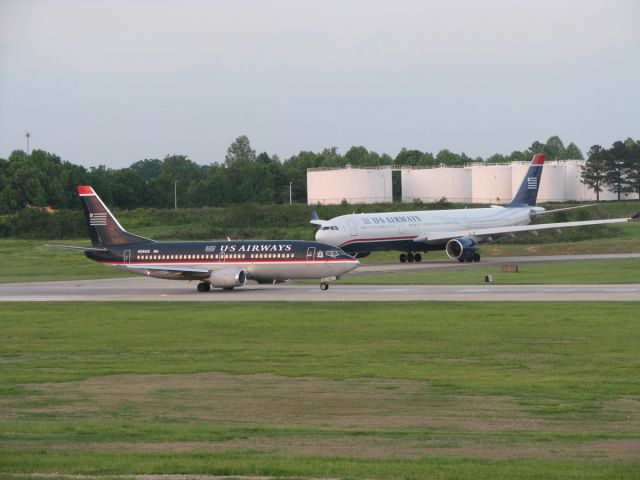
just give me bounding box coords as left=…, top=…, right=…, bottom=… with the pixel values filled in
left=1, top=277, right=639, bottom=302
left=1, top=253, right=637, bottom=302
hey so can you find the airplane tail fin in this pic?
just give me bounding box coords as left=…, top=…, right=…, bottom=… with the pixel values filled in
left=77, top=186, right=151, bottom=247
left=507, top=154, right=545, bottom=208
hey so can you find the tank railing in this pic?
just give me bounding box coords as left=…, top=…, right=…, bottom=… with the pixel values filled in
left=307, top=159, right=586, bottom=173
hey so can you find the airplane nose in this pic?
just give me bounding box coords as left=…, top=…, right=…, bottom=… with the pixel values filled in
left=315, top=229, right=326, bottom=242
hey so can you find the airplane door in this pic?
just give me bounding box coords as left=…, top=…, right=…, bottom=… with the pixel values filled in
left=348, top=220, right=358, bottom=236
left=123, top=250, right=131, bottom=263
left=306, top=247, right=316, bottom=262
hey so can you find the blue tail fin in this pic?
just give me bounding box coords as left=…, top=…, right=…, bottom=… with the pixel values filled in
left=78, top=186, right=150, bottom=247
left=508, top=154, right=545, bottom=207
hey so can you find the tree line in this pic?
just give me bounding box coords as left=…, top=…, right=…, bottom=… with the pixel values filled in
left=580, top=140, right=640, bottom=201
left=0, top=135, right=638, bottom=213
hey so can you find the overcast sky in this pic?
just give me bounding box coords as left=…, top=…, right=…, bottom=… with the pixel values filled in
left=1, top=0, right=639, bottom=168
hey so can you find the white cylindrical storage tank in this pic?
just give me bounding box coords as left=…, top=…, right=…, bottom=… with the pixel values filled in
left=564, top=160, right=596, bottom=201
left=471, top=165, right=512, bottom=204
left=537, top=162, right=566, bottom=202
left=401, top=167, right=471, bottom=203
left=307, top=167, right=392, bottom=204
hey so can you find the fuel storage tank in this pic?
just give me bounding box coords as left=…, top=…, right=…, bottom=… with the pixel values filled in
left=307, top=167, right=392, bottom=204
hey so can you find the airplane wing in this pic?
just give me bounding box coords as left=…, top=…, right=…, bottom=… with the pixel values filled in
left=310, top=211, right=328, bottom=226
left=45, top=244, right=109, bottom=252
left=124, top=264, right=212, bottom=280
left=414, top=217, right=634, bottom=243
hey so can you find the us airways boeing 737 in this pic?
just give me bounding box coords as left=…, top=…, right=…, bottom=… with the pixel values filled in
left=312, top=154, right=636, bottom=263
left=48, top=186, right=359, bottom=291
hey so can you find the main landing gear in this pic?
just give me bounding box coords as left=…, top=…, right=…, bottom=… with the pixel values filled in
left=399, top=252, right=423, bottom=263
left=320, top=282, right=329, bottom=291
left=197, top=282, right=211, bottom=292
left=458, top=253, right=481, bottom=263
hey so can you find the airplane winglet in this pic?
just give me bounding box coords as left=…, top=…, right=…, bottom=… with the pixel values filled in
left=310, top=211, right=327, bottom=226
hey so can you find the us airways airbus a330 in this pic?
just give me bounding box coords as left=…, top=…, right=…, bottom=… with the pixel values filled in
left=312, top=154, right=636, bottom=263
left=48, top=186, right=359, bottom=291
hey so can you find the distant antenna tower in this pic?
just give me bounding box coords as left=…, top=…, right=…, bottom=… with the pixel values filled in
left=25, top=131, right=31, bottom=154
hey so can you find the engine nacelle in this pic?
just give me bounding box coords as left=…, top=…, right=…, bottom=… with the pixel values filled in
left=209, top=268, right=246, bottom=289
left=445, top=237, right=479, bottom=260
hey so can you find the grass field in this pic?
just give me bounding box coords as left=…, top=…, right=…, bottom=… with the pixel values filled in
left=1, top=302, right=639, bottom=479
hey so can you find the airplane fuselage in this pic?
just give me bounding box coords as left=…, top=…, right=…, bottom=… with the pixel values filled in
left=316, top=206, right=537, bottom=253
left=86, top=239, right=359, bottom=282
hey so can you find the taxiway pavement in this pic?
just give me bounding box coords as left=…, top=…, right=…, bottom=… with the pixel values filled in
left=0, top=277, right=639, bottom=302
left=1, top=253, right=637, bottom=302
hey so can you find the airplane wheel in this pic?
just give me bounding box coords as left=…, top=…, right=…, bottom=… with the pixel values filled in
left=473, top=253, right=481, bottom=262
left=197, top=282, right=211, bottom=293
left=465, top=257, right=473, bottom=263
left=414, top=253, right=422, bottom=263
left=399, top=253, right=407, bottom=263
left=458, top=258, right=465, bottom=263
left=407, top=252, right=415, bottom=263
left=320, top=282, right=329, bottom=291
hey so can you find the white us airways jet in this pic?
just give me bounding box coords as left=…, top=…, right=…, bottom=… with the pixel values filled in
left=48, top=186, right=359, bottom=291
left=312, top=154, right=637, bottom=263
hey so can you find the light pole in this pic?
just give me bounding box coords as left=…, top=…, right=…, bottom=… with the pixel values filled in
left=25, top=132, right=30, bottom=154
left=174, top=181, right=177, bottom=209
left=289, top=182, right=292, bottom=205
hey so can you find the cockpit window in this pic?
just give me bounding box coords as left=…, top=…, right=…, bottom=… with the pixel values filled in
left=325, top=250, right=339, bottom=258
left=321, top=226, right=339, bottom=231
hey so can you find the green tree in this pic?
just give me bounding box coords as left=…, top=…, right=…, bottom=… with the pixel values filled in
left=564, top=142, right=584, bottom=160
left=435, top=149, right=462, bottom=166
left=544, top=136, right=566, bottom=160
left=622, top=139, right=640, bottom=199
left=604, top=142, right=627, bottom=200
left=580, top=145, right=607, bottom=202
left=485, top=153, right=508, bottom=163
left=130, top=159, right=162, bottom=181
left=395, top=148, right=427, bottom=166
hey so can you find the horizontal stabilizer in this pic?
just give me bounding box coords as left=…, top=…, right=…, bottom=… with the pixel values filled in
left=45, top=244, right=109, bottom=252
left=310, top=211, right=328, bottom=226
left=532, top=204, right=596, bottom=217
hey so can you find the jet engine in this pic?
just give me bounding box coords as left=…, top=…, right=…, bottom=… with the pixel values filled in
left=445, top=237, right=480, bottom=262
left=210, top=268, right=247, bottom=289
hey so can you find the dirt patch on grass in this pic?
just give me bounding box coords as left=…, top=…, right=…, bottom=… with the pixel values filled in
left=3, top=372, right=640, bottom=461
left=4, top=372, right=546, bottom=431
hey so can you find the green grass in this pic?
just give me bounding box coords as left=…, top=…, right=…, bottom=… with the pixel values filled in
left=0, top=238, right=129, bottom=283
left=1, top=302, right=639, bottom=477
left=344, top=259, right=640, bottom=285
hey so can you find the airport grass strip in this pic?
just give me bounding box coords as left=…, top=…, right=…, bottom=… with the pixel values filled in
left=1, top=301, right=639, bottom=478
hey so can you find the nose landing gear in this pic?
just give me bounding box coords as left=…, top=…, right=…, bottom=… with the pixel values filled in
left=320, top=282, right=329, bottom=291
left=197, top=282, right=211, bottom=292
